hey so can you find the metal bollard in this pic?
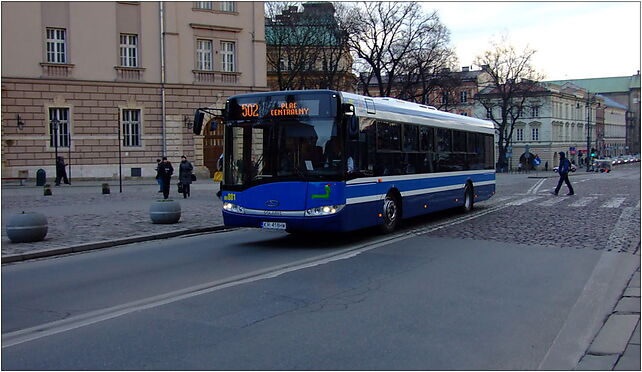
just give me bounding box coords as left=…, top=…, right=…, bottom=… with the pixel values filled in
left=102, top=183, right=110, bottom=194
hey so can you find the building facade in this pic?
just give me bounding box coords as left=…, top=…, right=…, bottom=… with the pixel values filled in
left=545, top=73, right=641, bottom=154
left=265, top=2, right=355, bottom=92
left=474, top=82, right=602, bottom=169
left=1, top=1, right=268, bottom=179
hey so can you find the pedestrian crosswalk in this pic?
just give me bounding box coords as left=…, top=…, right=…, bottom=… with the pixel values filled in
left=494, top=195, right=639, bottom=209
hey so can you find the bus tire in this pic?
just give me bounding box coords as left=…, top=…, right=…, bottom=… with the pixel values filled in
left=380, top=193, right=400, bottom=234
left=462, top=184, right=474, bottom=213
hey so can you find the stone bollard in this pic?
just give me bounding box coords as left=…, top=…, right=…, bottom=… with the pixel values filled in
left=149, top=199, right=181, bottom=224
left=6, top=211, right=48, bottom=243
left=43, top=184, right=52, bottom=196
left=102, top=183, right=110, bottom=195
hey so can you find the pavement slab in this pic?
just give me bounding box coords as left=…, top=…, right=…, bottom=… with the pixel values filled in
left=613, top=344, right=641, bottom=371
left=614, top=297, right=641, bottom=314
left=630, top=272, right=641, bottom=288
left=631, top=322, right=641, bottom=345
left=623, top=287, right=640, bottom=297
left=589, top=314, right=640, bottom=355
left=576, top=354, right=620, bottom=371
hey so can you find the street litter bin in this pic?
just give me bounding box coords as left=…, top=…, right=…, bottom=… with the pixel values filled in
left=36, top=169, right=46, bottom=186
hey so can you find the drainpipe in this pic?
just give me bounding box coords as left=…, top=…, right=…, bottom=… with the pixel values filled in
left=159, top=2, right=167, bottom=156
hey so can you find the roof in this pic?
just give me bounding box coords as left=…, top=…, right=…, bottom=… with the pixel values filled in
left=545, top=75, right=640, bottom=93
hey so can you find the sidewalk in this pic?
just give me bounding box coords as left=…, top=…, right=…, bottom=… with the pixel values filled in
left=1, top=178, right=225, bottom=263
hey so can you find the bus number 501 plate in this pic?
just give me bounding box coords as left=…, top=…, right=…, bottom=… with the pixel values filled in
left=261, top=222, right=286, bottom=230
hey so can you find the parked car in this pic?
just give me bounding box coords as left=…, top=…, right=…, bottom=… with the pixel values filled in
left=594, top=159, right=612, bottom=173
left=553, top=163, right=577, bottom=173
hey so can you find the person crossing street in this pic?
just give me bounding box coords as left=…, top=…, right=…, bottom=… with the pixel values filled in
left=553, top=151, right=574, bottom=196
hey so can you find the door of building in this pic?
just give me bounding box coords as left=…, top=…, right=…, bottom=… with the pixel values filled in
left=202, top=118, right=224, bottom=177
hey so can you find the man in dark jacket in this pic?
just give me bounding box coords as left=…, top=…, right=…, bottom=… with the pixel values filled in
left=55, top=156, right=69, bottom=186
left=156, top=157, right=174, bottom=199
left=553, top=151, right=574, bottom=196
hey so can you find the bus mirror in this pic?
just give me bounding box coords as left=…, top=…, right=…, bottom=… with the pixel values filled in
left=193, top=109, right=205, bottom=135
left=342, top=103, right=355, bottom=116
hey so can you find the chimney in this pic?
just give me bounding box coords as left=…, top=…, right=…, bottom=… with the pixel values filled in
left=462, top=66, right=470, bottom=72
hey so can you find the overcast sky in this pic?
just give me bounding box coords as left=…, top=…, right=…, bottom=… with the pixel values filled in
left=423, top=1, right=641, bottom=80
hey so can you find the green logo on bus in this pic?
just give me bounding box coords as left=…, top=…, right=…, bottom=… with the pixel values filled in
left=311, top=184, right=331, bottom=199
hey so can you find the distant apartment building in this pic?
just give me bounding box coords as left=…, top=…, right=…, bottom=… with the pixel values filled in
left=265, top=2, right=355, bottom=92
left=475, top=82, right=603, bottom=169
left=545, top=73, right=641, bottom=154
left=1, top=1, right=267, bottom=179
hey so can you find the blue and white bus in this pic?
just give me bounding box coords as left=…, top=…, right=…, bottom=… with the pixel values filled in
left=194, top=90, right=495, bottom=233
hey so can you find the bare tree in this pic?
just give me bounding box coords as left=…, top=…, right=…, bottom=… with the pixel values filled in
left=344, top=2, right=455, bottom=98
left=265, top=2, right=353, bottom=91
left=474, top=36, right=545, bottom=170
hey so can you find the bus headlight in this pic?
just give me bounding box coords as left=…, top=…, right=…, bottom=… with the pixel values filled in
left=305, top=204, right=344, bottom=217
left=223, top=203, right=245, bottom=214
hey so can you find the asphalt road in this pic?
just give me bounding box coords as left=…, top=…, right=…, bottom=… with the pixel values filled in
left=2, top=165, right=640, bottom=370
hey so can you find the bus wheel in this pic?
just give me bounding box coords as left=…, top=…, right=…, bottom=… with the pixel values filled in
left=462, top=185, right=474, bottom=213
left=380, top=193, right=399, bottom=234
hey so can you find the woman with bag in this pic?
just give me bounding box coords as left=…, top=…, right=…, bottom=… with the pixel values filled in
left=178, top=155, right=194, bottom=198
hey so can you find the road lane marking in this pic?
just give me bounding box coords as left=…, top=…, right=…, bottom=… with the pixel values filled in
left=601, top=198, right=626, bottom=208
left=538, top=197, right=569, bottom=207
left=506, top=196, right=542, bottom=206
left=2, top=203, right=511, bottom=349
left=568, top=197, right=597, bottom=208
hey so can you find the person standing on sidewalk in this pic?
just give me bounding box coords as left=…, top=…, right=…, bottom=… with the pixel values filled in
left=55, top=156, right=69, bottom=186
left=178, top=155, right=194, bottom=198
left=156, top=157, right=174, bottom=199
left=154, top=158, right=163, bottom=193
left=553, top=151, right=574, bottom=196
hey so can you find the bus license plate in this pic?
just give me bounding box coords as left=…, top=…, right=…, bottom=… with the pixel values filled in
left=261, top=222, right=286, bottom=230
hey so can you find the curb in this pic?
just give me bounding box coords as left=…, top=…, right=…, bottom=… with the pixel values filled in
left=2, top=225, right=232, bottom=264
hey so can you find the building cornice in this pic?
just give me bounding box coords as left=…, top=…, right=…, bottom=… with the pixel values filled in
left=189, top=23, right=242, bottom=33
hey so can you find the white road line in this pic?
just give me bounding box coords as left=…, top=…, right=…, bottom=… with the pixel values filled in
left=568, top=197, right=597, bottom=208
left=527, top=179, right=546, bottom=195
left=2, top=203, right=511, bottom=349
left=601, top=198, right=627, bottom=208
left=506, top=196, right=542, bottom=206
left=538, top=197, right=569, bottom=207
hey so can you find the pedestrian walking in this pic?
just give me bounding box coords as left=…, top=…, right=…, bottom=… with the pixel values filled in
left=55, top=156, right=69, bottom=186
left=154, top=158, right=163, bottom=193
left=553, top=151, right=574, bottom=196
left=178, top=155, right=194, bottom=198
left=156, top=156, right=174, bottom=199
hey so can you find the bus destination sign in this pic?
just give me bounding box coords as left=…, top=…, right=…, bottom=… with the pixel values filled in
left=228, top=93, right=334, bottom=121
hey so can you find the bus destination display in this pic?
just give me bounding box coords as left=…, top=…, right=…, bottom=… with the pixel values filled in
left=228, top=93, right=335, bottom=121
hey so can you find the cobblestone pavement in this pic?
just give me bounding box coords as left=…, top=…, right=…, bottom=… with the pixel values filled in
left=1, top=179, right=224, bottom=256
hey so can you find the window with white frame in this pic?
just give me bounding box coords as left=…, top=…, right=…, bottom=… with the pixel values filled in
left=221, top=41, right=235, bottom=72
left=531, top=127, right=539, bottom=141
left=120, top=34, right=138, bottom=67
left=532, top=105, right=539, bottom=117
left=220, top=1, right=236, bottom=12
left=459, top=91, right=467, bottom=103
left=516, top=128, right=524, bottom=141
left=486, top=108, right=492, bottom=118
left=49, top=108, right=70, bottom=148
left=194, top=1, right=212, bottom=10
left=196, top=39, right=213, bottom=70
left=46, top=28, right=67, bottom=63
left=279, top=56, right=290, bottom=71
left=122, top=109, right=141, bottom=147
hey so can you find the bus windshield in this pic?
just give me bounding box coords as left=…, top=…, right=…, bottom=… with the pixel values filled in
left=224, top=93, right=342, bottom=187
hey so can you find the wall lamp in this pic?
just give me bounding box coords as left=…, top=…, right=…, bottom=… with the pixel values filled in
left=183, top=115, right=193, bottom=129
left=16, top=114, right=24, bottom=130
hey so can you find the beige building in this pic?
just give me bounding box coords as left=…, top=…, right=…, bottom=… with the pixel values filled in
left=1, top=1, right=267, bottom=180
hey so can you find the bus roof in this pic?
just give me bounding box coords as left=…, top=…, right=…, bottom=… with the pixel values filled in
left=226, top=89, right=496, bottom=135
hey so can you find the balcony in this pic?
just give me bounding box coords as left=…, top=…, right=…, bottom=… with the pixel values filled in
left=193, top=70, right=240, bottom=85
left=40, top=63, right=74, bottom=78
left=114, top=66, right=145, bottom=81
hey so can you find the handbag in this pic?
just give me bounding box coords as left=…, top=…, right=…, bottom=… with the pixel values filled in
left=191, top=174, right=197, bottom=182
left=177, top=181, right=183, bottom=194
